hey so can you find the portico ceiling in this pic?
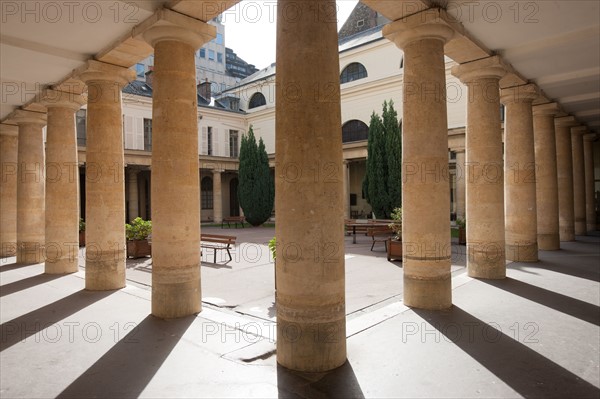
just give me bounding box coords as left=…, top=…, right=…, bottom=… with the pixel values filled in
left=1, top=0, right=599, bottom=133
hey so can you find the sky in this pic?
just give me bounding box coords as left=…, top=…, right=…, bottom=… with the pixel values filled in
left=223, top=0, right=359, bottom=70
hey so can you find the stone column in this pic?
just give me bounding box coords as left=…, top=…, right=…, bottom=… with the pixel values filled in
left=571, top=126, right=587, bottom=235
left=12, top=110, right=47, bottom=264
left=555, top=116, right=577, bottom=241
left=41, top=90, right=85, bottom=274
left=0, top=124, right=18, bottom=257
left=275, top=0, right=346, bottom=372
left=454, top=149, right=466, bottom=221
left=452, top=56, right=506, bottom=278
left=212, top=169, right=223, bottom=224
left=127, top=168, right=139, bottom=221
left=142, top=11, right=215, bottom=318
left=385, top=10, right=454, bottom=308
left=79, top=60, right=134, bottom=290
left=584, top=134, right=597, bottom=232
left=343, top=160, right=350, bottom=218
left=532, top=103, right=560, bottom=250
left=501, top=84, right=538, bottom=262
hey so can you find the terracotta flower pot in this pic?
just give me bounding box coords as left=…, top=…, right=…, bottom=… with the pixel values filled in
left=127, top=239, right=152, bottom=258
left=387, top=238, right=402, bottom=262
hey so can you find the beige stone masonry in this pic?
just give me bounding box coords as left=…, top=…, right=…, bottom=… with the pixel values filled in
left=0, top=124, right=19, bottom=257
left=212, top=170, right=223, bottom=224
left=386, top=13, right=453, bottom=308
left=501, top=84, right=539, bottom=262
left=532, top=102, right=561, bottom=250
left=142, top=16, right=214, bottom=318
left=571, top=126, right=587, bottom=236
left=40, top=90, right=85, bottom=274
left=79, top=60, right=135, bottom=290
left=555, top=116, right=578, bottom=241
left=275, top=0, right=347, bottom=372
left=453, top=55, right=507, bottom=278
left=583, top=134, right=597, bottom=232
left=12, top=110, right=47, bottom=264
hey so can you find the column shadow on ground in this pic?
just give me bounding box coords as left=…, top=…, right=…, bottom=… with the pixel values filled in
left=0, top=273, right=65, bottom=297
left=481, top=277, right=600, bottom=326
left=0, top=262, right=36, bottom=273
left=413, top=305, right=600, bottom=398
left=511, top=259, right=600, bottom=283
left=0, top=289, right=116, bottom=352
left=277, top=361, right=365, bottom=399
left=57, top=315, right=195, bottom=398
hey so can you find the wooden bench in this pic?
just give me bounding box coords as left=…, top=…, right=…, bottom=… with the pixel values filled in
left=201, top=234, right=236, bottom=263
left=221, top=216, right=246, bottom=229
left=367, top=226, right=393, bottom=251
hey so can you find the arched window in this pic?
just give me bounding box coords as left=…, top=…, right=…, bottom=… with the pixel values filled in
left=342, top=120, right=369, bottom=143
left=340, top=63, right=367, bottom=84
left=249, top=92, right=266, bottom=109
left=201, top=177, right=213, bottom=209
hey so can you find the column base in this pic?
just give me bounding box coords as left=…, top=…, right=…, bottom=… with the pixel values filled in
left=537, top=234, right=560, bottom=251
left=559, top=228, right=575, bottom=242
left=468, top=246, right=506, bottom=279
left=152, top=266, right=201, bottom=319
left=403, top=273, right=451, bottom=310
left=16, top=242, right=44, bottom=264
left=575, top=221, right=587, bottom=236
left=85, top=250, right=126, bottom=290
left=506, top=243, right=538, bottom=262
left=1, top=242, right=17, bottom=257
left=276, top=316, right=346, bottom=372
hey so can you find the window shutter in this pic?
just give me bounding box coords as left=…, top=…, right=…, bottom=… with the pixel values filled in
left=201, top=126, right=208, bottom=155
left=124, top=115, right=134, bottom=149
left=223, top=129, right=229, bottom=157
left=213, top=128, right=219, bottom=156
left=135, top=117, right=144, bottom=150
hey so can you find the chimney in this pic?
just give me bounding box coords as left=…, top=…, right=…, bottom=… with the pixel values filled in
left=145, top=70, right=154, bottom=87
left=198, top=79, right=211, bottom=102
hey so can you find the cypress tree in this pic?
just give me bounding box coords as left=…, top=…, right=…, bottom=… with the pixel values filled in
left=383, top=100, right=402, bottom=212
left=238, top=126, right=274, bottom=226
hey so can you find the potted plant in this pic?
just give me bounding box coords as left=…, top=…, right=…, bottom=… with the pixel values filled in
left=79, top=218, right=85, bottom=247
left=387, top=207, right=402, bottom=262
left=126, top=217, right=152, bottom=258
left=456, top=217, right=466, bottom=245
left=268, top=236, right=277, bottom=291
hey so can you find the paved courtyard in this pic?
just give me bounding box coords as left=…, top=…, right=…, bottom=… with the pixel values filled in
left=0, top=227, right=598, bottom=398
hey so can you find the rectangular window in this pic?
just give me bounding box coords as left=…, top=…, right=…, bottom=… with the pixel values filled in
left=76, top=109, right=86, bottom=146
left=200, top=48, right=206, bottom=58
left=217, top=52, right=223, bottom=63
left=216, top=33, right=224, bottom=45
left=500, top=104, right=505, bottom=122
left=207, top=127, right=213, bottom=156
left=221, top=82, right=226, bottom=92
left=229, top=130, right=239, bottom=158
left=208, top=50, right=215, bottom=61
left=135, top=63, right=144, bottom=78
left=143, top=118, right=152, bottom=151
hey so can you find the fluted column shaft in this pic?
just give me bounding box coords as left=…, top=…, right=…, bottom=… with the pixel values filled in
left=0, top=124, right=18, bottom=257
left=13, top=111, right=47, bottom=264
left=532, top=103, right=560, bottom=250
left=555, top=116, right=577, bottom=241
left=385, top=10, right=454, bottom=308
left=42, top=90, right=85, bottom=274
left=79, top=61, right=134, bottom=290
left=455, top=149, right=466, bottom=221
left=127, top=168, right=139, bottom=221
left=501, top=84, right=538, bottom=262
left=571, top=126, right=587, bottom=235
left=275, top=0, right=346, bottom=372
left=212, top=170, right=223, bottom=224
left=453, top=56, right=506, bottom=278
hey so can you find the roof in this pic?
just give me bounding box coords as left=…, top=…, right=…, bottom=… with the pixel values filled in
left=123, top=80, right=153, bottom=98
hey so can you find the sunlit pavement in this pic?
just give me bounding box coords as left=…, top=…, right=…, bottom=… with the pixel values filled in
left=1, top=227, right=598, bottom=398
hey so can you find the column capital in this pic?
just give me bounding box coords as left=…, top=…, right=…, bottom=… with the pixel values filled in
left=39, top=89, right=86, bottom=111
left=555, top=115, right=578, bottom=128
left=0, top=123, right=18, bottom=136
left=500, top=84, right=538, bottom=105
left=583, top=133, right=598, bottom=142
left=571, top=126, right=588, bottom=136
left=532, top=102, right=560, bottom=116
left=77, top=60, right=136, bottom=87
left=212, top=168, right=224, bottom=174
left=383, top=8, right=454, bottom=49
left=451, top=55, right=508, bottom=83
left=11, top=109, right=47, bottom=127
left=453, top=147, right=465, bottom=154
left=141, top=8, right=216, bottom=49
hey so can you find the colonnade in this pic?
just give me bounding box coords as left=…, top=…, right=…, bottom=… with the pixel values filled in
left=0, top=1, right=597, bottom=374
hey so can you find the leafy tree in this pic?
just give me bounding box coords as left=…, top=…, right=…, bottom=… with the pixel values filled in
left=363, top=101, right=402, bottom=218
left=238, top=126, right=274, bottom=226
